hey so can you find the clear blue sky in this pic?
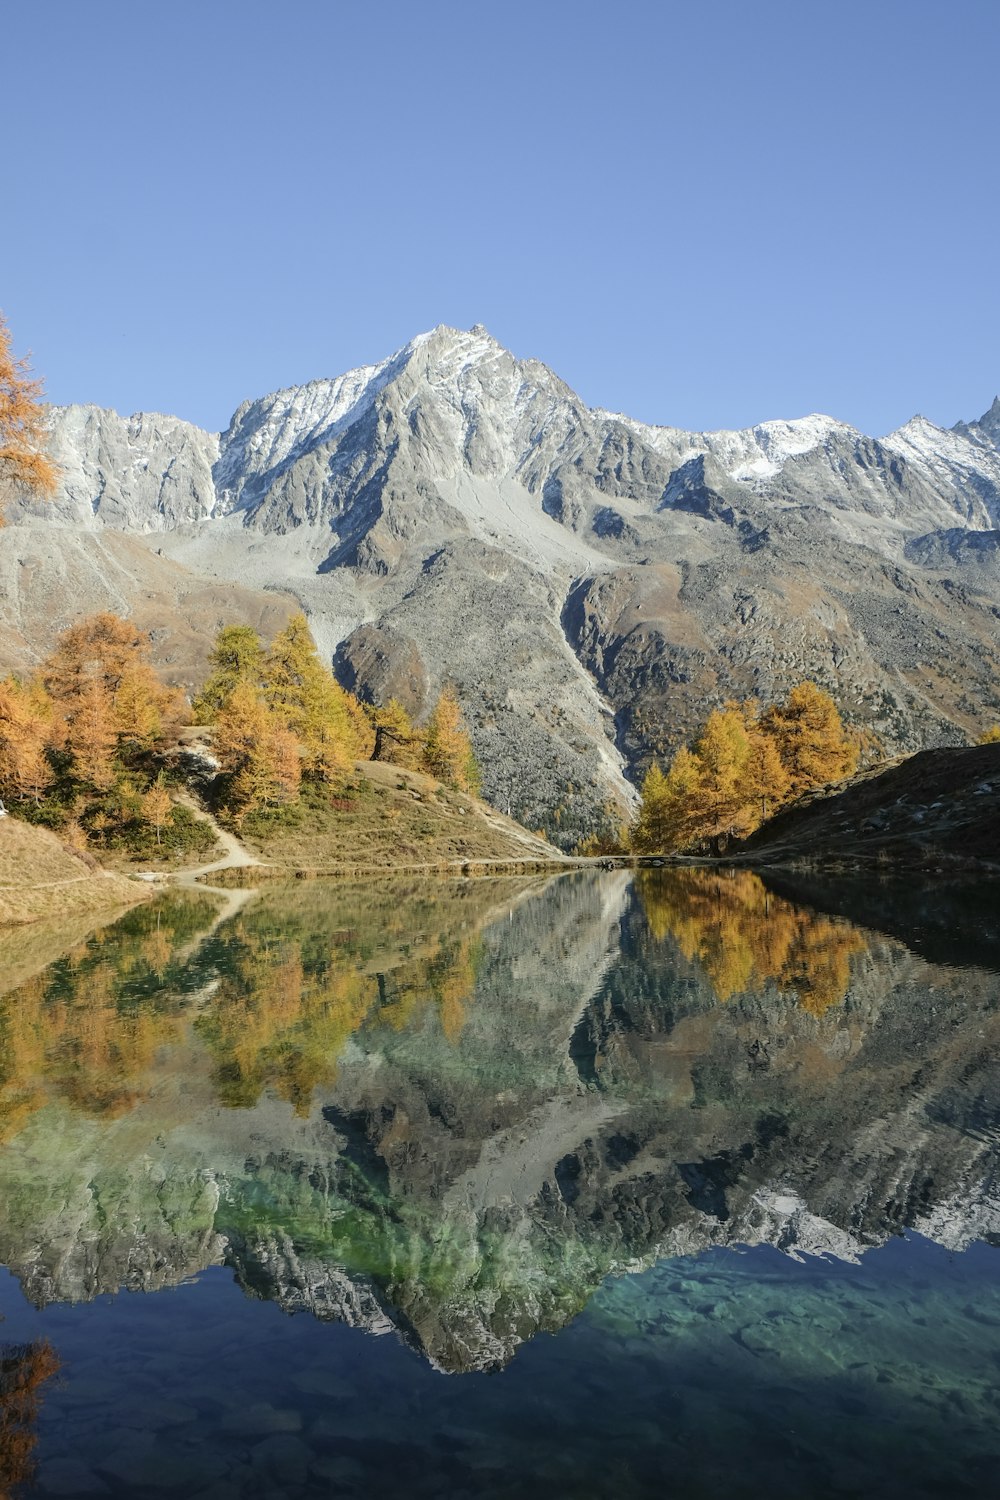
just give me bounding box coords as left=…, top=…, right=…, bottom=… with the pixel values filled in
left=3, top=0, right=998, bottom=436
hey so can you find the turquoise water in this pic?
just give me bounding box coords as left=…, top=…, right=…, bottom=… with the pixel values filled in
left=0, top=868, right=998, bottom=1496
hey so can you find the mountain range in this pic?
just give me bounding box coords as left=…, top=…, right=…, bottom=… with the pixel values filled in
left=4, top=325, right=1000, bottom=843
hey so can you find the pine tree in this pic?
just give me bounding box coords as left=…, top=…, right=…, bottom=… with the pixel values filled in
left=693, top=707, right=753, bottom=837
left=632, top=763, right=670, bottom=852
left=213, top=682, right=301, bottom=818
left=42, top=612, right=181, bottom=775
left=737, top=699, right=791, bottom=828
left=261, top=613, right=363, bottom=780
left=140, top=775, right=173, bottom=846
left=0, top=678, right=55, bottom=805
left=659, top=745, right=708, bottom=849
left=371, top=699, right=421, bottom=768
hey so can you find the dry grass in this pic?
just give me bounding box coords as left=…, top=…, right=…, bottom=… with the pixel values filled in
left=234, top=761, right=568, bottom=873
left=0, top=817, right=152, bottom=926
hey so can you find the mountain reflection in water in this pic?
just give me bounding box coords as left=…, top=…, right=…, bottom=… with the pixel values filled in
left=0, top=868, right=998, bottom=1496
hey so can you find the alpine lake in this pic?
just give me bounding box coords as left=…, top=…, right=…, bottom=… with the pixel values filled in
left=1, top=864, right=999, bottom=1499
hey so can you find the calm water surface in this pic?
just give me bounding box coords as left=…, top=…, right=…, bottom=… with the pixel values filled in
left=0, top=867, right=998, bottom=1498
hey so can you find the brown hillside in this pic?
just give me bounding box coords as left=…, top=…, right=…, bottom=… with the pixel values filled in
left=227, top=758, right=569, bottom=875
left=0, top=817, right=153, bottom=925
left=735, top=743, right=1000, bottom=871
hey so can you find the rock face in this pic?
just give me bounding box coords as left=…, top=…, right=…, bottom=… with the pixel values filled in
left=5, top=326, right=1000, bottom=841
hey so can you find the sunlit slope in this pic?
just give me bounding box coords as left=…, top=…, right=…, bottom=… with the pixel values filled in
left=232, top=758, right=567, bottom=871
left=0, top=816, right=151, bottom=924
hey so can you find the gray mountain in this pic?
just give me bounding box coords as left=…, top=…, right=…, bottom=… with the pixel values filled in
left=5, top=324, right=1000, bottom=842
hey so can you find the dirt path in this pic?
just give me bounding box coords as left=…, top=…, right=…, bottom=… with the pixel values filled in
left=171, top=794, right=262, bottom=882
left=155, top=796, right=265, bottom=930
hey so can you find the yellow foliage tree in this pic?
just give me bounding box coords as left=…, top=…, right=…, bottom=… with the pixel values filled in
left=0, top=678, right=55, bottom=805
left=0, top=311, right=57, bottom=509
left=192, top=624, right=266, bottom=722
left=42, top=612, right=182, bottom=782
left=370, top=698, right=422, bottom=769
left=762, top=681, right=858, bottom=797
left=422, top=686, right=480, bottom=792
left=213, top=681, right=301, bottom=818
left=633, top=684, right=854, bottom=853
left=140, top=775, right=173, bottom=846
left=261, top=613, right=365, bottom=779
left=978, top=724, right=1000, bottom=745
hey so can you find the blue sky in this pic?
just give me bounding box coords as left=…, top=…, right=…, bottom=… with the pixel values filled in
left=3, top=0, right=998, bottom=436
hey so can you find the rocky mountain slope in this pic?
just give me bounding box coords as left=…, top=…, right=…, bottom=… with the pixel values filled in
left=5, top=327, right=1000, bottom=842
left=737, top=742, right=1000, bottom=870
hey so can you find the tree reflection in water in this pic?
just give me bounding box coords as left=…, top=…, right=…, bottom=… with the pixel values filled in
left=635, top=868, right=867, bottom=1013
left=0, top=1340, right=60, bottom=1499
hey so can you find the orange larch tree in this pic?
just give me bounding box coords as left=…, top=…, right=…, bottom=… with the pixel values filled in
left=0, top=312, right=57, bottom=509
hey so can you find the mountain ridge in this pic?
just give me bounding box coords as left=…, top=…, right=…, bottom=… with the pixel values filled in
left=4, top=324, right=1000, bottom=844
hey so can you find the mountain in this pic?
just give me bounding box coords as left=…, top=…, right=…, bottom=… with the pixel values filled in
left=5, top=326, right=1000, bottom=844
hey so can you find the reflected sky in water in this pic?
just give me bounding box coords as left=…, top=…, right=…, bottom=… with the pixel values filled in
left=0, top=868, right=999, bottom=1497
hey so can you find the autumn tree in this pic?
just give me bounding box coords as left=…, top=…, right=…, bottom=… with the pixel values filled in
left=762, top=681, right=858, bottom=797
left=0, top=678, right=55, bottom=805
left=42, top=612, right=182, bottom=782
left=261, top=613, right=366, bottom=779
left=631, top=763, right=670, bottom=852
left=141, top=775, right=173, bottom=846
left=737, top=699, right=791, bottom=826
left=370, top=698, right=422, bottom=769
left=422, top=687, right=480, bottom=792
left=192, top=624, right=266, bottom=722
left=978, top=724, right=1000, bottom=745
left=631, top=683, right=854, bottom=853
left=213, top=682, right=301, bottom=819
left=0, top=312, right=57, bottom=510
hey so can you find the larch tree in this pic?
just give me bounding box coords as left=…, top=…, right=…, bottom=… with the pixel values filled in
left=0, top=678, right=55, bottom=806
left=261, top=613, right=362, bottom=780
left=213, top=681, right=301, bottom=819
left=762, top=681, right=858, bottom=797
left=693, top=707, right=753, bottom=838
left=660, top=744, right=709, bottom=848
left=192, top=625, right=266, bottom=722
left=632, top=763, right=671, bottom=853
left=422, top=687, right=480, bottom=793
left=370, top=698, right=421, bottom=769
left=0, top=312, right=57, bottom=512
left=140, top=775, right=173, bottom=846
left=41, top=612, right=181, bottom=784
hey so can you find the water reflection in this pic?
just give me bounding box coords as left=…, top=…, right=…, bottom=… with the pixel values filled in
left=633, top=867, right=867, bottom=1011
left=0, top=1340, right=60, bottom=1499
left=0, top=869, right=997, bottom=1379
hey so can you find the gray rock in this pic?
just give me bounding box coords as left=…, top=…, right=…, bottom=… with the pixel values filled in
left=7, top=324, right=1000, bottom=840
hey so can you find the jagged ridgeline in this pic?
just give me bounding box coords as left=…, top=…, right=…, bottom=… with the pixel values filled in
left=0, top=871, right=998, bottom=1373
left=4, top=325, right=1000, bottom=843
